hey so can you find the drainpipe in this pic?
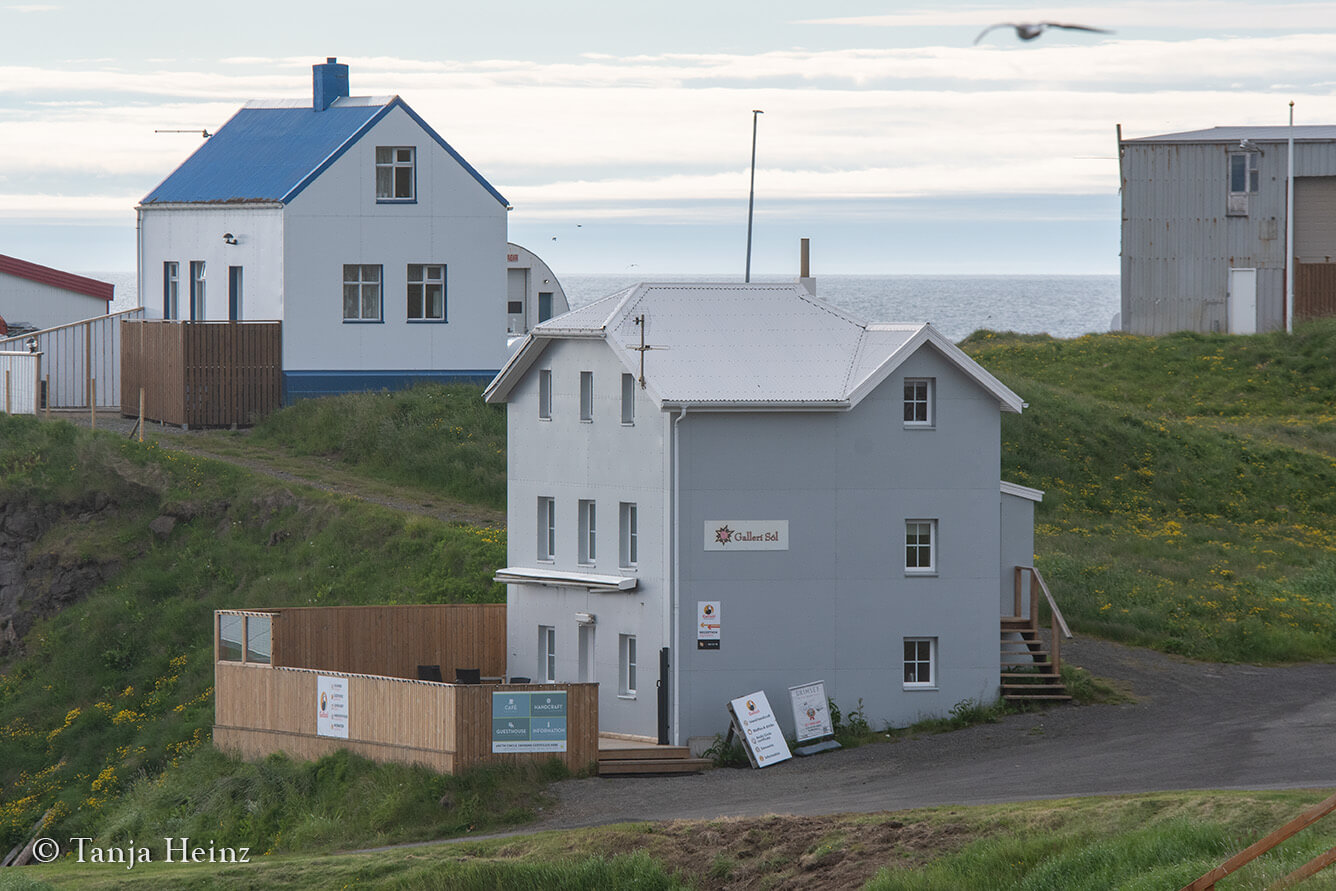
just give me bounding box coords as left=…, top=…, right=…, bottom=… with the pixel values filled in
left=135, top=207, right=144, bottom=315
left=671, top=405, right=688, bottom=746
left=1286, top=101, right=1295, bottom=334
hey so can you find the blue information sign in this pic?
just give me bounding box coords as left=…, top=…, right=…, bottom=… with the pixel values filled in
left=491, top=691, right=567, bottom=752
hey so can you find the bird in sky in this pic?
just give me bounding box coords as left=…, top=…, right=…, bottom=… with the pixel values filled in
left=974, top=21, right=1112, bottom=44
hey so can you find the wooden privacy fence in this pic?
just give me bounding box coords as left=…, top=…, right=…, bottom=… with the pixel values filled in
left=0, top=308, right=142, bottom=409
left=121, top=320, right=281, bottom=428
left=1295, top=262, right=1336, bottom=323
left=214, top=664, right=598, bottom=775
left=0, top=351, right=41, bottom=415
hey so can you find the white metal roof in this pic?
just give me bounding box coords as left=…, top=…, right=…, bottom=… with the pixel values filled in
left=485, top=282, right=1024, bottom=412
left=1124, top=125, right=1336, bottom=144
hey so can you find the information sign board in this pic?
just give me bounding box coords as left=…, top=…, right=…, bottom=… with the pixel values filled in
left=788, top=680, right=834, bottom=744
left=697, top=601, right=720, bottom=649
left=492, top=690, right=567, bottom=753
left=727, top=690, right=792, bottom=768
left=317, top=675, right=349, bottom=739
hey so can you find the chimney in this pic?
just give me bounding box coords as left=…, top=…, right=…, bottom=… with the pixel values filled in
left=313, top=57, right=349, bottom=112
left=798, top=237, right=817, bottom=296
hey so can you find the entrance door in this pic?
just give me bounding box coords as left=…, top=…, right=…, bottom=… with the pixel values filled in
left=1228, top=268, right=1257, bottom=335
left=506, top=268, right=528, bottom=333
left=228, top=266, right=243, bottom=321
left=538, top=292, right=554, bottom=323
left=577, top=624, right=595, bottom=683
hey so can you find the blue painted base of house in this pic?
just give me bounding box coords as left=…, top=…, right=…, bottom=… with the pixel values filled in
left=283, top=369, right=500, bottom=404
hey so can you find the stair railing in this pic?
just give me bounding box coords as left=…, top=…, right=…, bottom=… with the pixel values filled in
left=1013, top=566, right=1072, bottom=673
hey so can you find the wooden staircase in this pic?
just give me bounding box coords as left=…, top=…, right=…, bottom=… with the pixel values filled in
left=596, top=738, right=714, bottom=776
left=1001, top=566, right=1073, bottom=702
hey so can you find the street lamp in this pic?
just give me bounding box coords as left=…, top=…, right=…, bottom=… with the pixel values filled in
left=745, top=109, right=763, bottom=283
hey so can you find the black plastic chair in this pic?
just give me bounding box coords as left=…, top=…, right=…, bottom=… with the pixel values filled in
left=416, top=665, right=443, bottom=682
left=455, top=667, right=481, bottom=685
left=508, top=676, right=531, bottom=684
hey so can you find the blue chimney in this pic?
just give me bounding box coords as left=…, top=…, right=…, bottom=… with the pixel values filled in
left=313, top=57, right=349, bottom=112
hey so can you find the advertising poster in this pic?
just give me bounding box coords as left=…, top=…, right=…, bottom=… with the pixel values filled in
left=316, top=675, right=349, bottom=739
left=697, top=601, right=721, bottom=649
left=492, top=691, right=567, bottom=753
left=704, top=520, right=789, bottom=551
left=727, top=690, right=792, bottom=768
left=788, top=681, right=834, bottom=743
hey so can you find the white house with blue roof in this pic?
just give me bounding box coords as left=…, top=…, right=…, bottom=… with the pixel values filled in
left=137, top=58, right=515, bottom=399
left=484, top=282, right=1047, bottom=752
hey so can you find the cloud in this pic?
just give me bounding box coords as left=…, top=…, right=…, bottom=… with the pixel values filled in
left=5, top=4, right=60, bottom=11
left=797, top=2, right=1336, bottom=30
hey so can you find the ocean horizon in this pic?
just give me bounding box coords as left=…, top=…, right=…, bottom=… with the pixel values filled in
left=95, top=271, right=1119, bottom=345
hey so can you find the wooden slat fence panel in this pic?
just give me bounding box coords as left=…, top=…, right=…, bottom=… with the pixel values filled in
left=1296, top=262, right=1336, bottom=321
left=0, top=309, right=142, bottom=408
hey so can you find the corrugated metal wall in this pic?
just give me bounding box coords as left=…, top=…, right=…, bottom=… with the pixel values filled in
left=1121, top=139, right=1336, bottom=334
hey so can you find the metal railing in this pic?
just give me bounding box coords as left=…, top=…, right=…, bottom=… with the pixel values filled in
left=0, top=308, right=144, bottom=409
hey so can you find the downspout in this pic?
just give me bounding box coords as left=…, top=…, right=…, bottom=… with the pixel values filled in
left=671, top=405, right=688, bottom=746
left=1286, top=101, right=1295, bottom=334
left=135, top=207, right=144, bottom=314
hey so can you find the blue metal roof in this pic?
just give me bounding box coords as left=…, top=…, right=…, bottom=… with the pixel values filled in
left=140, top=96, right=508, bottom=207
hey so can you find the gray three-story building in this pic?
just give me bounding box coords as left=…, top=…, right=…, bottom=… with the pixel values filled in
left=485, top=282, right=1042, bottom=751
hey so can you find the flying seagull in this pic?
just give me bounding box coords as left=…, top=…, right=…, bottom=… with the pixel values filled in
left=974, top=21, right=1112, bottom=44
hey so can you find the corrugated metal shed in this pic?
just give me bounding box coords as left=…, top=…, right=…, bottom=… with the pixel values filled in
left=486, top=283, right=1023, bottom=412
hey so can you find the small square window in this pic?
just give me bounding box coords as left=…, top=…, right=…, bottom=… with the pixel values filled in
left=538, top=370, right=552, bottom=420
left=904, top=378, right=933, bottom=426
left=343, top=264, right=382, bottom=321
left=407, top=264, right=446, bottom=320
left=376, top=146, right=415, bottom=200
left=579, top=500, right=597, bottom=565
left=580, top=371, right=594, bottom=421
left=905, top=519, right=936, bottom=573
left=904, top=637, right=936, bottom=687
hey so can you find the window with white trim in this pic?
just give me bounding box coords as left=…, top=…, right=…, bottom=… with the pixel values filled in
left=903, top=378, right=934, bottom=426
left=376, top=146, right=415, bottom=200
left=343, top=264, right=382, bottom=321
left=619, top=502, right=638, bottom=568
left=407, top=264, right=445, bottom=320
left=538, top=370, right=552, bottom=420
left=539, top=625, right=556, bottom=683
left=163, top=262, right=179, bottom=320
left=903, top=637, right=936, bottom=687
left=621, top=373, right=635, bottom=424
left=905, top=519, right=937, bottom=573
left=189, top=260, right=205, bottom=320
left=580, top=371, right=594, bottom=421
left=537, top=496, right=556, bottom=562
left=578, top=499, right=597, bottom=565
left=619, top=634, right=637, bottom=696
left=1229, top=152, right=1259, bottom=194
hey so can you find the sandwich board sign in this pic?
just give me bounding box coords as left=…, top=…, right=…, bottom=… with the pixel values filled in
left=788, top=680, right=841, bottom=756
left=726, top=690, right=792, bottom=768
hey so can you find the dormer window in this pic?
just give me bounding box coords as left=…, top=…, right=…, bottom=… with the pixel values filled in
left=376, top=146, right=415, bottom=201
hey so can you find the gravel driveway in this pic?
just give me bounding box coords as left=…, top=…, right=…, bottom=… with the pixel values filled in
left=538, top=635, right=1336, bottom=828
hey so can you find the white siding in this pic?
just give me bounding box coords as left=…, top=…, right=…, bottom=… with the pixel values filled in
left=1, top=274, right=109, bottom=331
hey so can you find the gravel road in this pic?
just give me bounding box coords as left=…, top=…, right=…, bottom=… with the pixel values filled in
left=537, top=635, right=1336, bottom=827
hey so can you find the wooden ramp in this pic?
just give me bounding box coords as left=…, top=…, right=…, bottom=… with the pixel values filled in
left=597, top=736, right=713, bottom=776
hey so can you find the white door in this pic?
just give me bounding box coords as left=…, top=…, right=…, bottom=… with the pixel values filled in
left=1228, top=268, right=1257, bottom=335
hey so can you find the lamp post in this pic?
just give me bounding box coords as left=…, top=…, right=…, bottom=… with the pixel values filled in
left=745, top=109, right=764, bottom=283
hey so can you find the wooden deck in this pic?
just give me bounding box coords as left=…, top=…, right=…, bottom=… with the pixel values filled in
left=597, top=735, right=713, bottom=776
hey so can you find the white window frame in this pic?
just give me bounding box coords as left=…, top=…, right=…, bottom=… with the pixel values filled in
left=619, top=634, right=637, bottom=697
left=580, top=371, right=594, bottom=422
left=905, top=519, right=937, bottom=574
left=619, top=502, right=638, bottom=569
left=407, top=263, right=446, bottom=321
left=189, top=260, right=205, bottom=321
left=537, top=496, right=556, bottom=562
left=163, top=261, right=179, bottom=320
left=539, top=625, right=556, bottom=683
left=538, top=370, right=552, bottom=420
left=578, top=500, right=597, bottom=565
left=903, top=378, right=934, bottom=427
left=376, top=146, right=416, bottom=201
left=621, top=373, right=635, bottom=425
left=903, top=637, right=936, bottom=688
left=342, top=264, right=383, bottom=322
left=1228, top=152, right=1259, bottom=195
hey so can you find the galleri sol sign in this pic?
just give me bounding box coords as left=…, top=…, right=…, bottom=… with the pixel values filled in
left=704, top=520, right=788, bottom=551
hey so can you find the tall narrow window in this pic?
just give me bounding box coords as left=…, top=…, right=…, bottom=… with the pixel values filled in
left=579, top=500, right=597, bottom=565
left=407, top=264, right=446, bottom=320
left=903, top=378, right=934, bottom=426
left=189, top=260, right=206, bottom=320
left=343, top=264, right=382, bottom=321
left=163, top=262, right=179, bottom=320
left=580, top=371, right=594, bottom=421
left=537, top=497, right=556, bottom=561
left=621, top=373, right=635, bottom=424
left=619, top=634, right=637, bottom=696
left=905, top=519, right=937, bottom=573
left=375, top=146, right=416, bottom=200
left=539, top=625, right=556, bottom=683
left=903, top=637, right=936, bottom=687
left=619, top=502, right=638, bottom=568
left=538, top=370, right=552, bottom=420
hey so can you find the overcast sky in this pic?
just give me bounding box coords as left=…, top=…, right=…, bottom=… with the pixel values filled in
left=2, top=0, right=1334, bottom=276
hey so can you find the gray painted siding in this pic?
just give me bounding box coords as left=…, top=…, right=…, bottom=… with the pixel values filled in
left=505, top=338, right=666, bottom=736
left=675, top=347, right=1004, bottom=748
left=999, top=493, right=1036, bottom=613
left=1121, top=138, right=1336, bottom=334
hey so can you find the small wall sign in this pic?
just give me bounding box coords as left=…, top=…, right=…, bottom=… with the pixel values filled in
left=697, top=601, right=720, bottom=649
left=491, top=691, right=568, bottom=753
left=316, top=675, right=349, bottom=739
left=704, top=520, right=788, bottom=551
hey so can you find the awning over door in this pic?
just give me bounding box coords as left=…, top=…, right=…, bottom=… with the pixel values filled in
left=494, top=567, right=638, bottom=593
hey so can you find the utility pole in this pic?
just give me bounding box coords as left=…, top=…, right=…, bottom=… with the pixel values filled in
left=745, top=109, right=763, bottom=283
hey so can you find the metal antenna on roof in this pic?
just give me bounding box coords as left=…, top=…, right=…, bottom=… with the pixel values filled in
left=155, top=129, right=212, bottom=138
left=627, top=314, right=668, bottom=389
